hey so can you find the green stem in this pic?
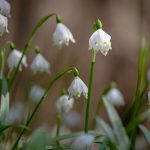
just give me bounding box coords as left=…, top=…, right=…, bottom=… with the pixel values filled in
left=8, top=13, right=56, bottom=90
left=11, top=67, right=78, bottom=150
left=0, top=48, right=6, bottom=81
left=56, top=112, right=61, bottom=146
left=91, top=96, right=102, bottom=129
left=84, top=51, right=96, bottom=133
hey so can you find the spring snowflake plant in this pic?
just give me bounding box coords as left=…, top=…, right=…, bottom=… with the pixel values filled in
left=0, top=1, right=150, bottom=150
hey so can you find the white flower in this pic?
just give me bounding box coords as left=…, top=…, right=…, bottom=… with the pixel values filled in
left=68, top=76, right=88, bottom=99
left=7, top=49, right=27, bottom=71
left=62, top=110, right=81, bottom=128
left=71, top=134, right=94, bottom=150
left=89, top=29, right=112, bottom=56
left=105, top=88, right=125, bottom=106
left=30, top=53, right=50, bottom=74
left=0, top=0, right=11, bottom=17
left=53, top=23, right=75, bottom=48
left=29, top=85, right=45, bottom=102
left=0, top=14, right=8, bottom=36
left=6, top=102, right=24, bottom=124
left=56, top=95, right=74, bottom=112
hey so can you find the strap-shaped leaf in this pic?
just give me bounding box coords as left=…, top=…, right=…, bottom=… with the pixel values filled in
left=0, top=78, right=9, bottom=124
left=139, top=125, right=150, bottom=146
left=103, top=97, right=130, bottom=150
left=96, top=117, right=116, bottom=144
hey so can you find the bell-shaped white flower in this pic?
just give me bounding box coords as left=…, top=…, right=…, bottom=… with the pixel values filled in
left=0, top=14, right=8, bottom=36
left=30, top=53, right=50, bottom=74
left=56, top=95, right=74, bottom=112
left=0, top=0, right=11, bottom=17
left=6, top=101, right=24, bottom=124
left=68, top=76, right=88, bottom=99
left=29, top=85, right=45, bottom=102
left=53, top=23, right=75, bottom=48
left=7, top=49, right=27, bottom=71
left=62, top=110, right=81, bottom=128
left=89, top=29, right=112, bottom=56
left=71, top=134, right=94, bottom=150
left=105, top=88, right=125, bottom=106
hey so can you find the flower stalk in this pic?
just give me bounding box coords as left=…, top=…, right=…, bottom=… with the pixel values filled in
left=11, top=67, right=79, bottom=150
left=8, top=13, right=57, bottom=90
left=84, top=53, right=96, bottom=133
left=56, top=112, right=61, bottom=146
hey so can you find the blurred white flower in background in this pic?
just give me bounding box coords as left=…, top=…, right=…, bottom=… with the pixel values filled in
left=71, top=134, right=94, bottom=150
left=62, top=110, right=81, bottom=128
left=30, top=53, right=50, bottom=74
left=29, top=85, right=45, bottom=102
left=56, top=95, right=74, bottom=112
left=7, top=49, right=27, bottom=71
left=0, top=13, right=8, bottom=36
left=89, top=29, right=112, bottom=56
left=53, top=23, right=75, bottom=48
left=0, top=0, right=11, bottom=17
left=105, top=88, right=125, bottom=106
left=6, top=101, right=24, bottom=124
left=68, top=76, right=88, bottom=99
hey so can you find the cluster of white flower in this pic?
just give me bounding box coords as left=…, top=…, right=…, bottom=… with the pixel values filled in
left=6, top=17, right=76, bottom=74
left=0, top=0, right=10, bottom=36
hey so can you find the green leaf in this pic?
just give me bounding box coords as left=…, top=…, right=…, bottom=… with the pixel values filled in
left=47, top=131, right=98, bottom=143
left=0, top=124, right=29, bottom=134
left=103, top=97, right=130, bottom=150
left=98, top=137, right=109, bottom=150
left=0, top=124, right=12, bottom=133
left=139, top=125, right=150, bottom=146
left=22, top=128, right=48, bottom=150
left=21, top=130, right=98, bottom=150
left=128, top=39, right=149, bottom=146
left=96, top=117, right=116, bottom=144
left=0, top=78, right=9, bottom=124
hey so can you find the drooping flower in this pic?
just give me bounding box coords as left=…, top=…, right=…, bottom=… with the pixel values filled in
left=6, top=101, right=24, bottom=124
left=7, top=49, right=27, bottom=71
left=68, top=76, right=88, bottom=99
left=62, top=110, right=81, bottom=128
left=105, top=88, right=125, bottom=106
left=53, top=23, right=75, bottom=48
left=56, top=95, right=74, bottom=112
left=89, top=27, right=112, bottom=56
left=0, top=0, right=11, bottom=17
left=0, top=13, right=8, bottom=36
left=30, top=53, right=50, bottom=74
left=29, top=85, right=45, bottom=102
left=71, top=134, right=94, bottom=150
